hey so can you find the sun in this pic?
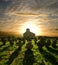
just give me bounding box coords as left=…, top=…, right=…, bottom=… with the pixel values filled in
left=19, top=20, right=41, bottom=36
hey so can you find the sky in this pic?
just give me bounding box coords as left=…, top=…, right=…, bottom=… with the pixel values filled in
left=0, top=0, right=58, bottom=36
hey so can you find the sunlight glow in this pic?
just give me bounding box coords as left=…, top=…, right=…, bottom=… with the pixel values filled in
left=19, top=20, right=41, bottom=36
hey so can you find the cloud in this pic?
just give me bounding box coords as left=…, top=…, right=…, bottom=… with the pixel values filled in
left=0, top=0, right=12, bottom=11
left=0, top=0, right=58, bottom=36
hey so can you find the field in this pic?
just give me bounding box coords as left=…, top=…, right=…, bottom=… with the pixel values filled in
left=0, top=36, right=58, bottom=65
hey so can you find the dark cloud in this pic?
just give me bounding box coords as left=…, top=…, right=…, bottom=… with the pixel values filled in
left=0, top=0, right=12, bottom=19
left=0, top=0, right=12, bottom=10
left=55, top=29, right=58, bottom=31
left=0, top=0, right=57, bottom=13
left=47, top=2, right=58, bottom=9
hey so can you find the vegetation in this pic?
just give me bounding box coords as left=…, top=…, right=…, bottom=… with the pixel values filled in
left=0, top=36, right=58, bottom=65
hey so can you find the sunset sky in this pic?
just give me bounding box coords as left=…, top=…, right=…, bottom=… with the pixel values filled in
left=0, top=0, right=58, bottom=36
